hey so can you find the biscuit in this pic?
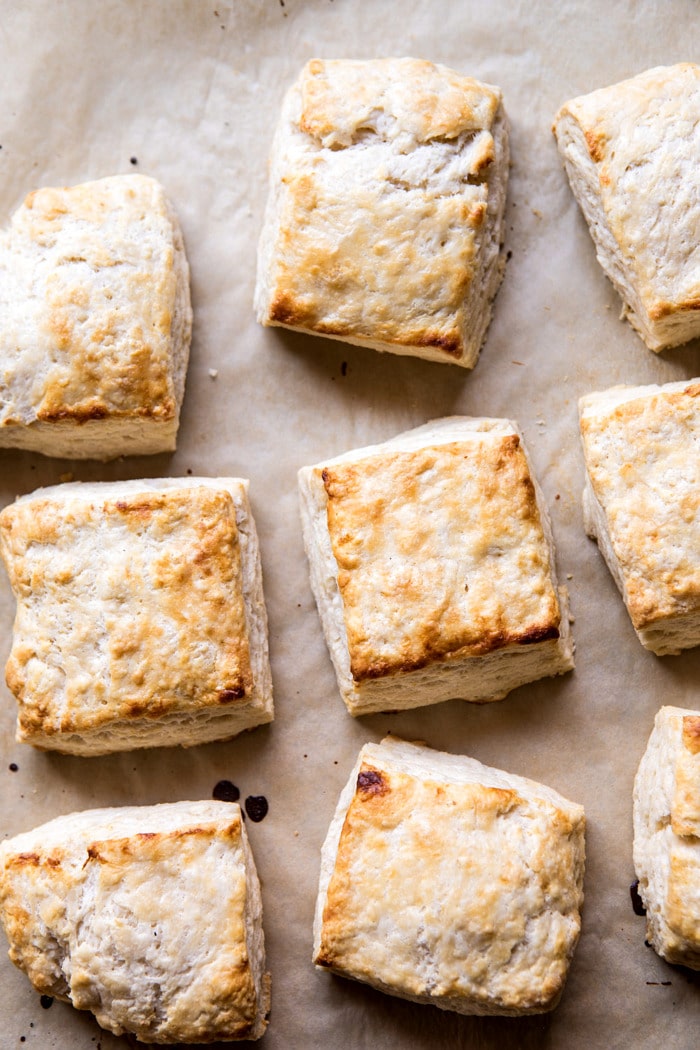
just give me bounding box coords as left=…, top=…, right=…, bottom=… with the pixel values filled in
left=314, top=737, right=586, bottom=1015
left=553, top=63, right=700, bottom=351
left=633, top=706, right=700, bottom=969
left=0, top=477, right=273, bottom=754
left=579, top=380, right=700, bottom=655
left=0, top=174, right=192, bottom=458
left=255, top=58, right=509, bottom=368
left=298, top=417, right=573, bottom=715
left=0, top=800, right=270, bottom=1041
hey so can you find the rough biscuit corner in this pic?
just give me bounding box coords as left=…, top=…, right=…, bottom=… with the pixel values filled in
left=255, top=57, right=509, bottom=368
left=554, top=63, right=700, bottom=351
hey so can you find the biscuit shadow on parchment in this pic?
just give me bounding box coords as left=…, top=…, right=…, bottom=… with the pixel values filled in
left=266, top=326, right=476, bottom=422
left=39, top=722, right=276, bottom=808
left=648, top=645, right=700, bottom=697
left=650, top=338, right=700, bottom=377
left=0, top=449, right=180, bottom=498
left=359, top=670, right=578, bottom=774
left=321, top=971, right=556, bottom=1050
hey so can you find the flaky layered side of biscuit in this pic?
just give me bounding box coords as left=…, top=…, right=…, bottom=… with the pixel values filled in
left=256, top=58, right=509, bottom=368
left=579, top=380, right=700, bottom=655
left=314, top=737, right=585, bottom=1015
left=633, top=707, right=700, bottom=969
left=299, top=417, right=573, bottom=715
left=0, top=800, right=270, bottom=1042
left=554, top=63, right=700, bottom=351
left=0, top=174, right=192, bottom=458
left=0, top=478, right=273, bottom=754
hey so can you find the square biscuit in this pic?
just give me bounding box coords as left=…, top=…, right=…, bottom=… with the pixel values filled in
left=0, top=800, right=270, bottom=1041
left=633, top=706, right=700, bottom=969
left=579, top=379, right=700, bottom=655
left=314, top=737, right=586, bottom=1016
left=0, top=477, right=273, bottom=754
left=298, top=417, right=573, bottom=715
left=554, top=63, right=700, bottom=351
left=0, top=174, right=192, bottom=458
left=255, top=58, right=509, bottom=368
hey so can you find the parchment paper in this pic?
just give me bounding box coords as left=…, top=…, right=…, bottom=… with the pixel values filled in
left=0, top=2, right=699, bottom=1047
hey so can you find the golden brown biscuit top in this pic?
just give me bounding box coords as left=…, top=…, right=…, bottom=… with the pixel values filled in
left=318, top=756, right=583, bottom=1011
left=321, top=436, right=561, bottom=681
left=0, top=175, right=181, bottom=427
left=299, top=58, right=500, bottom=147
left=0, top=486, right=253, bottom=736
left=555, top=63, right=700, bottom=316
left=580, top=382, right=700, bottom=629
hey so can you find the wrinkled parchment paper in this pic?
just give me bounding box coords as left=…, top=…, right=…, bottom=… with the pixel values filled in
left=1, top=2, right=699, bottom=1047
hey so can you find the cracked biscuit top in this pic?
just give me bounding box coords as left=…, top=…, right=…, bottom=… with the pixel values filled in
left=256, top=58, right=508, bottom=367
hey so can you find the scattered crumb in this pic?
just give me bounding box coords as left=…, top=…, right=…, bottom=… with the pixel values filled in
left=532, top=208, right=542, bottom=218
left=543, top=305, right=551, bottom=311
left=566, top=573, right=573, bottom=580
left=59, top=472, right=74, bottom=483
left=130, top=156, right=138, bottom=166
left=568, top=614, right=576, bottom=624
left=511, top=360, right=525, bottom=366
left=294, top=830, right=299, bottom=837
left=208, top=368, right=218, bottom=379
left=555, top=494, right=560, bottom=500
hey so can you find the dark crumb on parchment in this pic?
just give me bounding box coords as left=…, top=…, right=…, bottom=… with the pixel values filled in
left=245, top=795, right=269, bottom=822
left=506, top=249, right=513, bottom=260
left=40, top=995, right=54, bottom=1009
left=213, top=779, right=240, bottom=803
left=9, top=763, right=18, bottom=772
left=130, top=156, right=138, bottom=165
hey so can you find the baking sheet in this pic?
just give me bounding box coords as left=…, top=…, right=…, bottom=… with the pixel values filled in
left=0, top=1, right=699, bottom=1046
